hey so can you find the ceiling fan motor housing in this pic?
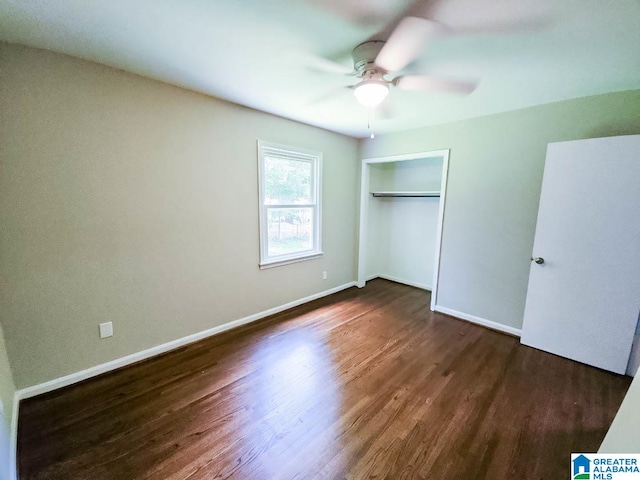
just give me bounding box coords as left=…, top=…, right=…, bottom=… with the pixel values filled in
left=352, top=40, right=386, bottom=76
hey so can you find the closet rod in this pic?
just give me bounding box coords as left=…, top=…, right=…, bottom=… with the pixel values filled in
left=371, top=191, right=440, bottom=198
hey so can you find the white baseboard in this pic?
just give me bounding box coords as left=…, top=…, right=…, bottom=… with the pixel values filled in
left=366, top=274, right=432, bottom=291
left=434, top=305, right=522, bottom=337
left=6, top=280, right=354, bottom=480
left=14, top=282, right=357, bottom=403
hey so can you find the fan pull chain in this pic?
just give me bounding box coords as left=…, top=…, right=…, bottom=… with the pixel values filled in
left=368, top=108, right=376, bottom=139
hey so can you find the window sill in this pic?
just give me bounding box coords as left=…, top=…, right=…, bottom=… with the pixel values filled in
left=259, top=252, right=323, bottom=270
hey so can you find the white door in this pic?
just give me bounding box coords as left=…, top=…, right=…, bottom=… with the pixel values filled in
left=521, top=135, right=640, bottom=374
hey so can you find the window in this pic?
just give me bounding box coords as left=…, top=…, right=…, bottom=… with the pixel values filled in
left=258, top=141, right=322, bottom=268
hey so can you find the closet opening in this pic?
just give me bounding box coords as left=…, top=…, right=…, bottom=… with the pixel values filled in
left=357, top=150, right=450, bottom=311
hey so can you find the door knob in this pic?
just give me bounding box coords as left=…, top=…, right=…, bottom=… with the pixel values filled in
left=531, top=256, right=545, bottom=265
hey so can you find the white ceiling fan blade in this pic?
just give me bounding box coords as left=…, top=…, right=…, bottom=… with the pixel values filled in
left=394, top=75, right=478, bottom=95
left=310, top=0, right=395, bottom=26
left=306, top=85, right=354, bottom=107
left=449, top=15, right=552, bottom=37
left=375, top=16, right=446, bottom=73
left=377, top=99, right=396, bottom=120
left=307, top=56, right=355, bottom=75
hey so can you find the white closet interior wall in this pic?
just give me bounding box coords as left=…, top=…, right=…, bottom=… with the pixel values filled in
left=366, top=158, right=443, bottom=290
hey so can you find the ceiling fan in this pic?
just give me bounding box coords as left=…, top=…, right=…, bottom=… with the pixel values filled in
left=346, top=15, right=479, bottom=109
left=313, top=0, right=552, bottom=113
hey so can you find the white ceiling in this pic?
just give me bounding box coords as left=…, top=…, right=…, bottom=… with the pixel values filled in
left=1, top=0, right=639, bottom=138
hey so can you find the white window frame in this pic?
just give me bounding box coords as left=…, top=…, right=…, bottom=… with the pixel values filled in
left=257, top=140, right=323, bottom=269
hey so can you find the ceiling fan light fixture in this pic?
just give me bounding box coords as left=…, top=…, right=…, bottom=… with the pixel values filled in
left=353, top=79, right=389, bottom=108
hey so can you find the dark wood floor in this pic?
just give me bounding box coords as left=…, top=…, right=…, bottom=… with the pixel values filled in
left=18, top=279, right=630, bottom=480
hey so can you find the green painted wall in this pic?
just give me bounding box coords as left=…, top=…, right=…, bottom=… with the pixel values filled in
left=2, top=39, right=639, bottom=395
left=361, top=90, right=640, bottom=330
left=0, top=44, right=359, bottom=389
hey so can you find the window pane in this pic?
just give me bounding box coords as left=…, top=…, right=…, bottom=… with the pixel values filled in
left=267, top=207, right=314, bottom=257
left=264, top=156, right=313, bottom=205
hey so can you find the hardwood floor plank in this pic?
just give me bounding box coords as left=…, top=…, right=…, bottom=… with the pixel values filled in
left=17, top=279, right=631, bottom=480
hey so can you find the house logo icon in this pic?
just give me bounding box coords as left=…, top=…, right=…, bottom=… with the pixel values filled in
left=573, top=454, right=591, bottom=479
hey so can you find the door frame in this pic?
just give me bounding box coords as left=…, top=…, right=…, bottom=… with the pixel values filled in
left=357, top=149, right=450, bottom=311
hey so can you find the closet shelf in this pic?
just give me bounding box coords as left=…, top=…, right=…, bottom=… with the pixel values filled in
left=370, top=191, right=440, bottom=198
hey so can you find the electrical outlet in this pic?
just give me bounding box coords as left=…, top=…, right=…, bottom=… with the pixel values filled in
left=99, top=322, right=113, bottom=339
left=322, top=271, right=328, bottom=280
